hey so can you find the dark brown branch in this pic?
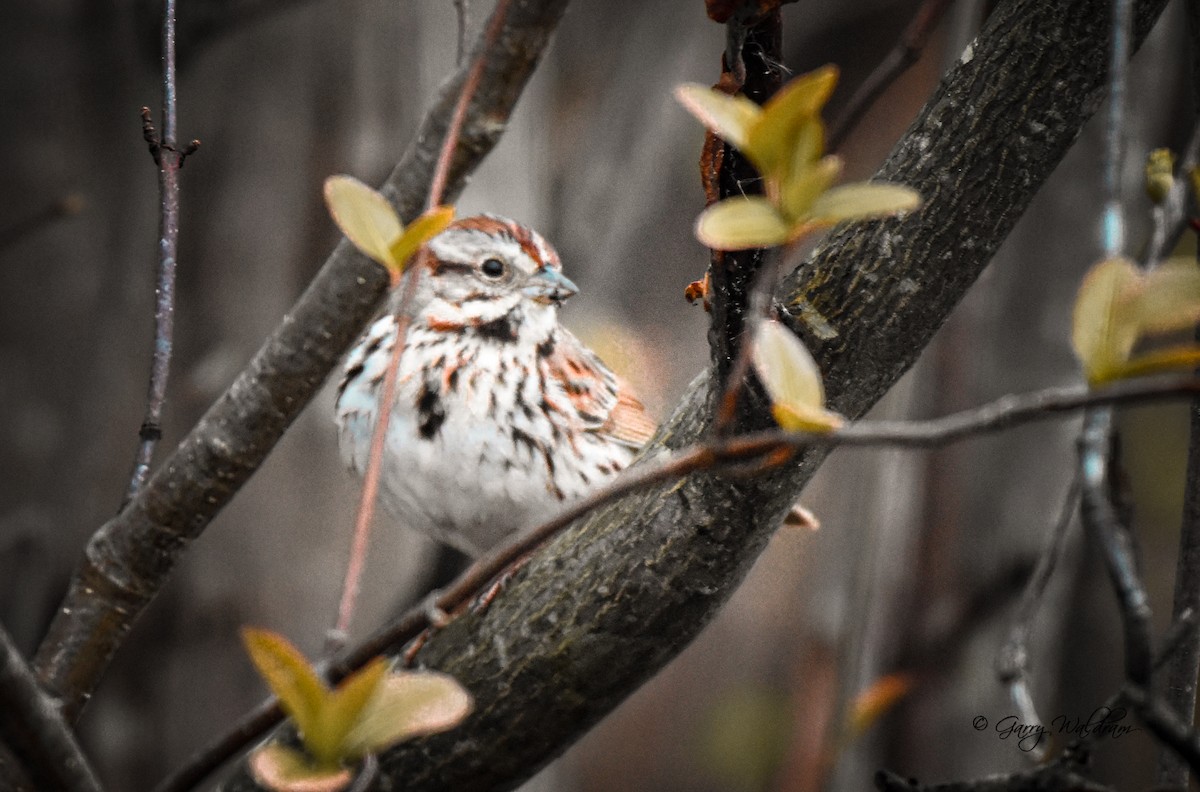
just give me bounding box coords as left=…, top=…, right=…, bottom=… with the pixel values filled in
left=709, top=11, right=783, bottom=435
left=828, top=0, right=954, bottom=150
left=0, top=623, right=103, bottom=792
left=32, top=0, right=572, bottom=723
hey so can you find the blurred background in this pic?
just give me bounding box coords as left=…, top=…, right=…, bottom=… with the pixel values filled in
left=1, top=0, right=1198, bottom=789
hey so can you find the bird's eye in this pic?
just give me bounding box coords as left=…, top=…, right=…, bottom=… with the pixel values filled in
left=480, top=258, right=506, bottom=278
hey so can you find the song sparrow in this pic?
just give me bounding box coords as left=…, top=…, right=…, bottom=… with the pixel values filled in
left=335, top=215, right=657, bottom=556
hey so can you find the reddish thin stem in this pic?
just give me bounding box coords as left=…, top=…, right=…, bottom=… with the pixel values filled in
left=330, top=0, right=515, bottom=645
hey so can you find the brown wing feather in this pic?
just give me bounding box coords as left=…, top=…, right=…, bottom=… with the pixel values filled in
left=603, top=387, right=657, bottom=446
left=545, top=329, right=657, bottom=449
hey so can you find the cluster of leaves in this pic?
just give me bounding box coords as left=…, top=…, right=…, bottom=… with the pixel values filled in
left=323, top=175, right=455, bottom=281
left=675, top=65, right=920, bottom=251
left=243, top=628, right=472, bottom=792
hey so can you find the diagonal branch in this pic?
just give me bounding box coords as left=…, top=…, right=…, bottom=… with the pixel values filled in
left=32, top=0, right=573, bottom=723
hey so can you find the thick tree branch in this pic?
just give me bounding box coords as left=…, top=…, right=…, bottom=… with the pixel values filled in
left=33, top=0, right=572, bottom=722
left=215, top=1, right=1173, bottom=790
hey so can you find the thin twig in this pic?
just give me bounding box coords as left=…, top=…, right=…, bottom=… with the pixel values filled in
left=153, top=373, right=1200, bottom=792
left=1078, top=408, right=1153, bottom=685
left=828, top=0, right=953, bottom=151
left=328, top=0, right=513, bottom=648
left=713, top=245, right=788, bottom=434
left=0, top=624, right=104, bottom=792
left=124, top=0, right=202, bottom=504
left=995, top=467, right=1083, bottom=758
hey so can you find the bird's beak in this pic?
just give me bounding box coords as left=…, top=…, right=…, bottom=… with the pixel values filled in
left=524, top=267, right=579, bottom=304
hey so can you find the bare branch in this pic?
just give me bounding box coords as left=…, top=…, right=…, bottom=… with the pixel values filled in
left=33, top=0, right=573, bottom=723
left=996, top=468, right=1082, bottom=752
left=1078, top=408, right=1153, bottom=684
left=0, top=624, right=103, bottom=792
left=124, top=0, right=200, bottom=504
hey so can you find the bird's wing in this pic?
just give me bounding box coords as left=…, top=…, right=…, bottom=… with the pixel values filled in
left=544, top=328, right=657, bottom=448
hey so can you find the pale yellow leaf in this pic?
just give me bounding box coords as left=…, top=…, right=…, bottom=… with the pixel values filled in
left=388, top=205, right=455, bottom=275
left=674, top=84, right=759, bottom=149
left=807, top=181, right=921, bottom=225
left=1071, top=256, right=1141, bottom=383
left=778, top=155, right=842, bottom=222
left=1132, top=257, right=1200, bottom=336
left=746, top=65, right=838, bottom=176
left=323, top=175, right=404, bottom=269
left=312, top=658, right=387, bottom=766
left=695, top=197, right=791, bottom=250
left=1106, top=345, right=1200, bottom=383
left=248, top=743, right=352, bottom=792
left=772, top=401, right=845, bottom=433
left=342, top=671, right=473, bottom=758
left=242, top=628, right=329, bottom=753
left=753, top=319, right=844, bottom=433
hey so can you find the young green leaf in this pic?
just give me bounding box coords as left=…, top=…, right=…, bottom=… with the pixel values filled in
left=778, top=155, right=842, bottom=222
left=342, top=670, right=473, bottom=758
left=1072, top=256, right=1200, bottom=384
left=745, top=65, right=838, bottom=177
left=389, top=205, right=455, bottom=271
left=242, top=628, right=329, bottom=753
left=323, top=176, right=404, bottom=268
left=1131, top=257, right=1200, bottom=335
left=1071, top=256, right=1137, bottom=383
left=807, top=181, right=922, bottom=226
left=751, top=319, right=844, bottom=432
left=695, top=197, right=791, bottom=250
left=248, top=743, right=353, bottom=792
left=674, top=84, right=760, bottom=149
left=307, top=658, right=387, bottom=767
